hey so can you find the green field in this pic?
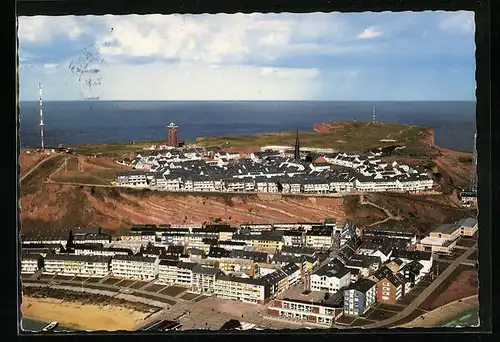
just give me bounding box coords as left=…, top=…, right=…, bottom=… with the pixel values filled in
left=69, top=122, right=433, bottom=156
left=194, top=121, right=431, bottom=153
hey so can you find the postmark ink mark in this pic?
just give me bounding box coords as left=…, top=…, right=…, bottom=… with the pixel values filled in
left=69, top=44, right=105, bottom=101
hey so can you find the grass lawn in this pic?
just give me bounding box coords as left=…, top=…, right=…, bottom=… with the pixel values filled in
left=159, top=286, right=186, bottom=297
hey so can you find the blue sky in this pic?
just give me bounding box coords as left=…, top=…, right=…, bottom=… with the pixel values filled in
left=17, top=11, right=475, bottom=101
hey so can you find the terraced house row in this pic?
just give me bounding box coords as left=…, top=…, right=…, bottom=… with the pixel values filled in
left=115, top=146, right=435, bottom=194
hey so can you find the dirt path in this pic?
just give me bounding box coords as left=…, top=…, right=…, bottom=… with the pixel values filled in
left=20, top=153, right=60, bottom=182
left=360, top=192, right=403, bottom=227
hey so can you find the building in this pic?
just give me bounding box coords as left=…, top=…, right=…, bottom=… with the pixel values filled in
left=416, top=222, right=461, bottom=254
left=21, top=252, right=44, bottom=274
left=282, top=231, right=305, bottom=247
left=44, top=254, right=111, bottom=277
left=310, top=260, right=351, bottom=294
left=457, top=217, right=478, bottom=237
left=266, top=297, right=343, bottom=326
left=214, top=274, right=270, bottom=304
left=305, top=229, right=334, bottom=249
left=116, top=171, right=149, bottom=188
left=343, top=279, right=377, bottom=316
left=390, top=250, right=433, bottom=275
left=157, top=260, right=196, bottom=286
left=375, top=272, right=405, bottom=304
left=191, top=263, right=219, bottom=294
left=167, top=122, right=179, bottom=148
left=111, top=255, right=159, bottom=280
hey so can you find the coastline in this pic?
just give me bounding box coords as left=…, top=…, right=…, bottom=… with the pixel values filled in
left=21, top=296, right=150, bottom=332
left=398, top=295, right=479, bottom=328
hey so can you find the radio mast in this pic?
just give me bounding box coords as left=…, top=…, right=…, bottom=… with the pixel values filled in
left=372, top=105, right=376, bottom=123
left=39, top=82, right=45, bottom=150
left=471, top=132, right=477, bottom=192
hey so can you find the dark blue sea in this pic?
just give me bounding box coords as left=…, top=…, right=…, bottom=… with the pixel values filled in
left=19, top=101, right=476, bottom=152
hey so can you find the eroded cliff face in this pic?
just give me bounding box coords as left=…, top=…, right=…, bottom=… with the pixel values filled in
left=20, top=184, right=346, bottom=235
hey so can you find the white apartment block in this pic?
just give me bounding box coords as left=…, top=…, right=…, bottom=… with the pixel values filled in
left=111, top=255, right=159, bottom=280
left=44, top=254, right=111, bottom=277
left=157, top=260, right=195, bottom=286
left=21, top=253, right=42, bottom=274
left=214, top=275, right=268, bottom=304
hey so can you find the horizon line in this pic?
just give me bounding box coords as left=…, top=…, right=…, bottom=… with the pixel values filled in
left=18, top=99, right=477, bottom=103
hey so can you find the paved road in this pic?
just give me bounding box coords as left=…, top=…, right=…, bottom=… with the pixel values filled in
left=20, top=153, right=60, bottom=182
left=358, top=243, right=477, bottom=329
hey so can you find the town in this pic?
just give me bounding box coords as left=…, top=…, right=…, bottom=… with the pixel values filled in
left=21, top=216, right=478, bottom=329
left=114, top=126, right=435, bottom=195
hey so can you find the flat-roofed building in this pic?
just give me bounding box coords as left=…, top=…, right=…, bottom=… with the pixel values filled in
left=111, top=255, right=159, bottom=280
left=44, top=254, right=111, bottom=277
left=21, top=252, right=44, bottom=274
left=157, top=260, right=196, bottom=286
left=305, top=229, right=334, bottom=250
left=266, top=297, right=343, bottom=327
left=457, top=217, right=478, bottom=237
left=214, top=274, right=270, bottom=304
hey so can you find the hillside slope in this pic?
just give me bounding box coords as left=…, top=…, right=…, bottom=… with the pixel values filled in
left=20, top=185, right=346, bottom=235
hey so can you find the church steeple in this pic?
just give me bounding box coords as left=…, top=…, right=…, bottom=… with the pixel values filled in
left=294, top=130, right=300, bottom=161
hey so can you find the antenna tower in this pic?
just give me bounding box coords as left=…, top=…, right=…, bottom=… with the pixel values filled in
left=39, top=82, right=45, bottom=150
left=372, top=105, right=376, bottom=123
left=471, top=132, right=477, bottom=192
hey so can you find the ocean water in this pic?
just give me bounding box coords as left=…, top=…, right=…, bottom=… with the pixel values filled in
left=20, top=318, right=72, bottom=333
left=18, top=101, right=476, bottom=152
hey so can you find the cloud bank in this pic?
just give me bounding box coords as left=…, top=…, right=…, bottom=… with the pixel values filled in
left=17, top=11, right=475, bottom=101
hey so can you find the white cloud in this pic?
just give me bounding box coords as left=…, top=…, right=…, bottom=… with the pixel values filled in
left=357, top=27, right=382, bottom=39
left=439, top=11, right=474, bottom=34
left=260, top=67, right=320, bottom=79
left=17, top=16, right=85, bottom=43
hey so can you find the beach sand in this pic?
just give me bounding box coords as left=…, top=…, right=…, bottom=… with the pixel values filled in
left=21, top=296, right=149, bottom=331
left=399, top=295, right=478, bottom=328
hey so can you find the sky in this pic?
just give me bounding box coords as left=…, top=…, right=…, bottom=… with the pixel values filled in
left=17, top=11, right=476, bottom=101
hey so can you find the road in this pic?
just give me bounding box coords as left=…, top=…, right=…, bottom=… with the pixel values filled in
left=357, top=243, right=477, bottom=329
left=20, top=153, right=60, bottom=182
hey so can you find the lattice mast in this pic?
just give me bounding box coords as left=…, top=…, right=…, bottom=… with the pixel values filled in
left=372, top=105, right=376, bottom=123
left=39, top=82, right=45, bottom=150
left=471, top=132, right=477, bottom=192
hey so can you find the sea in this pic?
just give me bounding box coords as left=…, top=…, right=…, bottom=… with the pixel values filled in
left=20, top=318, right=73, bottom=332
left=18, top=101, right=476, bottom=153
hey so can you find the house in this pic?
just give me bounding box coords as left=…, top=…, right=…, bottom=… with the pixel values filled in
left=21, top=252, right=44, bottom=274
left=390, top=250, right=433, bottom=274
left=310, top=260, right=351, bottom=294
left=191, top=264, right=219, bottom=294
left=267, top=297, right=343, bottom=326
left=397, top=260, right=425, bottom=289
left=111, top=255, right=159, bottom=280
left=375, top=272, right=405, bottom=304
left=344, top=255, right=381, bottom=277
left=44, top=254, right=111, bottom=277
left=385, top=258, right=406, bottom=273
left=343, top=279, right=377, bottom=316
left=22, top=243, right=65, bottom=255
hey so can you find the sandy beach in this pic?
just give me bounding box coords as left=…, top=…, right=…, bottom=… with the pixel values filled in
left=399, top=295, right=478, bottom=328
left=21, top=296, right=150, bottom=331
